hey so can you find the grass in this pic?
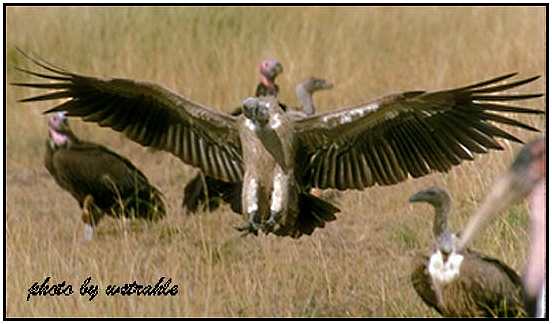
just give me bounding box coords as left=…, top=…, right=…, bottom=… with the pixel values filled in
left=5, top=6, right=546, bottom=317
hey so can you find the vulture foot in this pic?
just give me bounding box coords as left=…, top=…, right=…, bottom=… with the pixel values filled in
left=262, top=210, right=282, bottom=233
left=234, top=222, right=259, bottom=236
left=235, top=211, right=261, bottom=236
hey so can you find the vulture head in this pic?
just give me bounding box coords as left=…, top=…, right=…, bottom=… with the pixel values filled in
left=508, top=137, right=546, bottom=198
left=409, top=186, right=452, bottom=238
left=259, top=58, right=283, bottom=81
left=48, top=112, right=74, bottom=147
left=298, top=77, right=334, bottom=94
left=242, top=97, right=271, bottom=127
left=409, top=186, right=451, bottom=209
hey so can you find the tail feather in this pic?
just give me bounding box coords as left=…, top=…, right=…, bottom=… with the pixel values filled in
left=182, top=173, right=241, bottom=214
left=292, top=192, right=340, bottom=237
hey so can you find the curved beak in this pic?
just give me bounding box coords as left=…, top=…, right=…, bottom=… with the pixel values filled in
left=272, top=61, right=283, bottom=76
left=409, top=191, right=426, bottom=203
left=322, top=81, right=334, bottom=90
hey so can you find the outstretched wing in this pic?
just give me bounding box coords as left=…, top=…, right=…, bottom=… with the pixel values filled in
left=13, top=51, right=243, bottom=182
left=295, top=73, right=543, bottom=190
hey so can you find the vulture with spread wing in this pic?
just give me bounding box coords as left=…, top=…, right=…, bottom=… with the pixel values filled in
left=181, top=58, right=284, bottom=214
left=13, top=51, right=544, bottom=238
left=182, top=75, right=334, bottom=214
left=44, top=112, right=166, bottom=240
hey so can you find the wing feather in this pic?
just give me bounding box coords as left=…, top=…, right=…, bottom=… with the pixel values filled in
left=296, top=73, right=543, bottom=190
left=13, top=51, right=243, bottom=182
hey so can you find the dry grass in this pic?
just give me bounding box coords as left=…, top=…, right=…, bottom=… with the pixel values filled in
left=5, top=6, right=546, bottom=317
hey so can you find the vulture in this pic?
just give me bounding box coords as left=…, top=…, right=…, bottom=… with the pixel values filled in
left=293, top=76, right=334, bottom=116
left=458, top=137, right=546, bottom=317
left=181, top=58, right=284, bottom=214
left=182, top=76, right=334, bottom=214
left=409, top=186, right=526, bottom=317
left=44, top=112, right=166, bottom=240
left=13, top=50, right=544, bottom=238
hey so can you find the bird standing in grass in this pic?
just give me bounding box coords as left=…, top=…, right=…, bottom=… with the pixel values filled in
left=44, top=112, right=166, bottom=240
left=409, top=187, right=526, bottom=317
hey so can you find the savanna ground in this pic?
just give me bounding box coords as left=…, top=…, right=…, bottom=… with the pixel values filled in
left=5, top=6, right=547, bottom=317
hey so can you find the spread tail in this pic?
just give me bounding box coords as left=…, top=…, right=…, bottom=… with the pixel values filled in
left=296, top=192, right=340, bottom=236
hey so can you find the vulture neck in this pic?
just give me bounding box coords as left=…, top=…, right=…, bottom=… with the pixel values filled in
left=259, top=75, right=277, bottom=95
left=49, top=128, right=79, bottom=148
left=295, top=85, right=314, bottom=116
left=432, top=196, right=451, bottom=239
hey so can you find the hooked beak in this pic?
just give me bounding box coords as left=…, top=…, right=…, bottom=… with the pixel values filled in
left=272, top=61, right=283, bottom=77
left=409, top=192, right=426, bottom=203
left=322, top=81, right=334, bottom=90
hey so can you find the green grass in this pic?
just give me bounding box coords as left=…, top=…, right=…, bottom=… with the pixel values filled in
left=6, top=6, right=545, bottom=317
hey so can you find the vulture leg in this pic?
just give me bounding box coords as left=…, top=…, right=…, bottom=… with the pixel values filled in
left=234, top=176, right=262, bottom=236
left=264, top=169, right=291, bottom=233
left=200, top=172, right=210, bottom=211
left=234, top=214, right=260, bottom=236
left=81, top=195, right=103, bottom=241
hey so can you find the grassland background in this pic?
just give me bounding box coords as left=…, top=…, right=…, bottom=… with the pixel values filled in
left=5, top=6, right=546, bottom=317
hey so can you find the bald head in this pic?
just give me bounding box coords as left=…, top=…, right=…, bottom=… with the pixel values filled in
left=510, top=137, right=545, bottom=197
left=259, top=59, right=283, bottom=82
left=48, top=111, right=68, bottom=131
left=47, top=112, right=71, bottom=146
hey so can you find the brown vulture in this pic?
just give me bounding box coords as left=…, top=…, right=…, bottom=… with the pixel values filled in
left=13, top=50, right=544, bottom=238
left=458, top=137, right=546, bottom=317
left=44, top=112, right=166, bottom=240
left=409, top=187, right=526, bottom=317
left=182, top=76, right=333, bottom=215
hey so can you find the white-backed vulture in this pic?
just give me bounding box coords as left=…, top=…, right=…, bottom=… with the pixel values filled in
left=409, top=187, right=526, bottom=317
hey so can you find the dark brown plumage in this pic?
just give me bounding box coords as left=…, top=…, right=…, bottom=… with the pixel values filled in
left=44, top=112, right=165, bottom=240
left=409, top=187, right=526, bottom=317
left=13, top=50, right=543, bottom=238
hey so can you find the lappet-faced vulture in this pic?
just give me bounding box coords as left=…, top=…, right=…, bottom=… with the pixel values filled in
left=182, top=76, right=333, bottom=215
left=44, top=112, right=166, bottom=240
left=409, top=187, right=526, bottom=317
left=13, top=51, right=544, bottom=238
left=458, top=137, right=546, bottom=317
